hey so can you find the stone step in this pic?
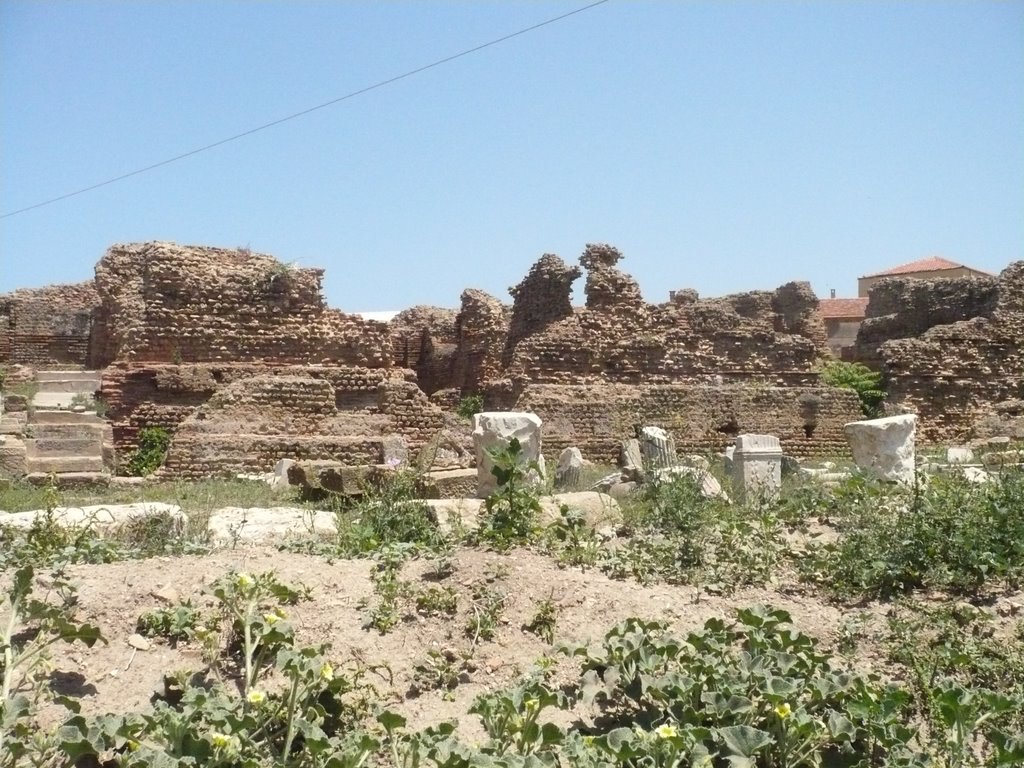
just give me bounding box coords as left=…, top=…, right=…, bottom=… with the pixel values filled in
left=34, top=379, right=100, bottom=394
left=25, top=455, right=106, bottom=473
left=29, top=423, right=106, bottom=441
left=29, top=411, right=105, bottom=425
left=1, top=413, right=28, bottom=435
left=31, top=392, right=95, bottom=411
left=28, top=438, right=104, bottom=458
left=23, top=471, right=110, bottom=488
left=34, top=370, right=102, bottom=383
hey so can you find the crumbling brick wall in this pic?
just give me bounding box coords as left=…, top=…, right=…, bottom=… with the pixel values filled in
left=516, top=382, right=862, bottom=462
left=100, top=363, right=436, bottom=460
left=866, top=262, right=1024, bottom=441
left=854, top=274, right=999, bottom=367
left=503, top=254, right=581, bottom=366
left=113, top=367, right=446, bottom=478
left=0, top=282, right=97, bottom=367
left=90, top=242, right=392, bottom=367
left=389, top=306, right=459, bottom=395
left=448, top=289, right=509, bottom=395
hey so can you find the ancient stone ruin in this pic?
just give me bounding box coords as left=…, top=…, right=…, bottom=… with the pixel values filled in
left=2, top=238, right=1021, bottom=484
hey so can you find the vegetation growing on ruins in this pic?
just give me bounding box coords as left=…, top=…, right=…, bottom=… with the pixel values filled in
left=124, top=426, right=172, bottom=477
left=2, top=463, right=1024, bottom=765
left=455, top=393, right=484, bottom=421
left=820, top=360, right=886, bottom=418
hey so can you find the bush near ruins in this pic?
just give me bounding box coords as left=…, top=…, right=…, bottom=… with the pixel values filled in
left=820, top=359, right=886, bottom=417
left=455, top=393, right=484, bottom=421
left=124, top=426, right=171, bottom=477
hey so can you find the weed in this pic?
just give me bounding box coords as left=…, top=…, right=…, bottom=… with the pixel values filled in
left=455, top=393, right=484, bottom=421
left=124, top=426, right=171, bottom=477
left=136, top=601, right=204, bottom=643
left=477, top=437, right=543, bottom=551
left=523, top=594, right=558, bottom=644
left=415, top=585, right=459, bottom=617
left=410, top=648, right=475, bottom=699
left=820, top=359, right=886, bottom=417
left=464, top=580, right=506, bottom=645
left=361, top=546, right=413, bottom=634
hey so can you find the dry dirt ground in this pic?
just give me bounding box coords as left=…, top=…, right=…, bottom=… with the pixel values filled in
left=22, top=542, right=905, bottom=740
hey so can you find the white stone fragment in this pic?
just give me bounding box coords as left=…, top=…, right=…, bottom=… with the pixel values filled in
left=844, top=414, right=917, bottom=484
left=472, top=412, right=545, bottom=498
left=730, top=434, right=782, bottom=503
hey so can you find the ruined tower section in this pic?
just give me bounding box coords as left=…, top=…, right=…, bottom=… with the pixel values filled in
left=503, top=254, right=581, bottom=366
left=93, top=242, right=445, bottom=475
left=389, top=306, right=459, bottom=396
left=91, top=242, right=390, bottom=367
left=448, top=289, right=509, bottom=396
left=495, top=244, right=856, bottom=459
left=0, top=282, right=98, bottom=367
left=865, top=262, right=1024, bottom=441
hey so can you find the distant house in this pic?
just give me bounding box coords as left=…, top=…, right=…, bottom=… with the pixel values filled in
left=857, top=256, right=993, bottom=297
left=818, top=296, right=869, bottom=358
left=820, top=256, right=992, bottom=359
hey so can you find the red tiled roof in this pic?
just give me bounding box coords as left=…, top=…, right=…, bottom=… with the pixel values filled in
left=818, top=297, right=868, bottom=319
left=860, top=256, right=992, bottom=279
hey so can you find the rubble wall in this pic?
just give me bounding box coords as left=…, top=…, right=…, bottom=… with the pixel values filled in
left=102, top=363, right=445, bottom=476
left=91, top=242, right=392, bottom=367
left=0, top=282, right=97, bottom=367
left=870, top=262, right=1024, bottom=441
left=516, top=383, right=862, bottom=462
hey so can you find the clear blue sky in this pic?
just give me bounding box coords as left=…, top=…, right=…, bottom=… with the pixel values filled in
left=1, top=1, right=1022, bottom=311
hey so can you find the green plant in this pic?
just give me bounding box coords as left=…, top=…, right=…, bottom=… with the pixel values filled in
left=887, top=601, right=1024, bottom=764
left=478, top=438, right=543, bottom=551
left=410, top=648, right=475, bottom=699
left=464, top=580, right=506, bottom=645
left=1, top=565, right=104, bottom=759
left=333, top=468, right=443, bottom=557
left=523, top=594, right=557, bottom=644
left=820, top=359, right=886, bottom=417
left=137, top=601, right=205, bottom=643
left=543, top=505, right=603, bottom=570
left=210, top=570, right=310, bottom=695
left=805, top=470, right=1024, bottom=598
left=415, top=585, right=459, bottom=617
left=560, top=606, right=927, bottom=766
left=125, top=426, right=171, bottom=477
left=361, top=546, right=413, bottom=634
left=455, top=393, right=484, bottom=421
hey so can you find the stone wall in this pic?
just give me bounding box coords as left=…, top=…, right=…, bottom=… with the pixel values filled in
left=448, top=289, right=510, bottom=395
left=0, top=282, right=98, bottom=367
left=516, top=382, right=862, bottom=462
left=100, top=363, right=443, bottom=463
left=389, top=306, right=459, bottom=395
left=90, top=242, right=392, bottom=368
left=101, top=364, right=446, bottom=478
left=503, top=246, right=828, bottom=386
left=854, top=274, right=999, bottom=367
left=865, top=262, right=1024, bottom=441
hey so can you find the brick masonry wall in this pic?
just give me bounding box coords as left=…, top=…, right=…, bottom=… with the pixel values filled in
left=0, top=282, right=97, bottom=367
left=103, top=365, right=447, bottom=478
left=873, top=262, right=1024, bottom=441
left=91, top=242, right=392, bottom=367
left=516, top=382, right=862, bottom=462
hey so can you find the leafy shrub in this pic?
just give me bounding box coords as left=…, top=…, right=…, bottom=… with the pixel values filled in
left=124, top=426, right=171, bottom=477
left=136, top=601, right=204, bottom=643
left=820, top=359, right=886, bottom=417
left=455, top=393, right=484, bottom=421
left=477, top=438, right=543, bottom=551
left=805, top=470, right=1024, bottom=598
left=335, top=469, right=442, bottom=556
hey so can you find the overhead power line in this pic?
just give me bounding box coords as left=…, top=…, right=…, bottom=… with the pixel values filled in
left=2, top=0, right=609, bottom=219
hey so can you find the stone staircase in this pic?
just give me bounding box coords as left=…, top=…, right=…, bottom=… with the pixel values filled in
left=31, top=370, right=102, bottom=411
left=5, top=370, right=113, bottom=486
